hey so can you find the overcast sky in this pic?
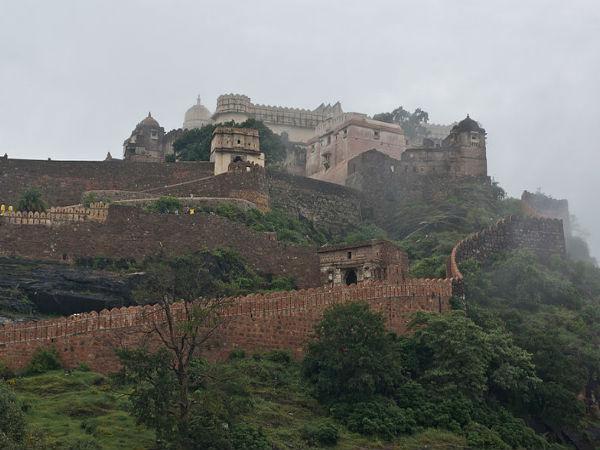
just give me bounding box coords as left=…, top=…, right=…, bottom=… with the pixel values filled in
left=1, top=0, right=599, bottom=256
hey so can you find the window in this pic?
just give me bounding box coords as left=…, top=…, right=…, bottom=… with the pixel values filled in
left=343, top=129, right=348, bottom=138
left=150, top=130, right=158, bottom=139
left=237, top=139, right=241, bottom=144
left=374, top=130, right=380, bottom=139
left=347, top=251, right=352, bottom=259
left=390, top=165, right=395, bottom=173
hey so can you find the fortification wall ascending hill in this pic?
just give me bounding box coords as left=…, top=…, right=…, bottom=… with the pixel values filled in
left=447, top=215, right=566, bottom=292
left=0, top=280, right=453, bottom=373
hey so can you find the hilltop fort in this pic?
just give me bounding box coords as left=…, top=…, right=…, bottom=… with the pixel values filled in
left=0, top=94, right=567, bottom=373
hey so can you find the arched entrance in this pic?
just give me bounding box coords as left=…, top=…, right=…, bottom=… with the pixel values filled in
left=344, top=269, right=357, bottom=285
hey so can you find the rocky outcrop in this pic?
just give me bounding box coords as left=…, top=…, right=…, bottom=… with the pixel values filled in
left=0, top=258, right=137, bottom=316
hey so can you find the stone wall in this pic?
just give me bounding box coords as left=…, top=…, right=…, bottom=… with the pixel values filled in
left=267, top=171, right=365, bottom=236
left=0, top=159, right=214, bottom=206
left=0, top=205, right=320, bottom=288
left=521, top=191, right=571, bottom=237
left=0, top=279, right=453, bottom=373
left=447, top=215, right=567, bottom=291
left=0, top=203, right=108, bottom=226
left=149, top=165, right=270, bottom=212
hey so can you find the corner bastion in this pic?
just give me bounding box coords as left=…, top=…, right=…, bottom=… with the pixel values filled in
left=447, top=215, right=566, bottom=293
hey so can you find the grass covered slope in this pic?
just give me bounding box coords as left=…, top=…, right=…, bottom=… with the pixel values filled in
left=8, top=361, right=470, bottom=450
left=11, top=369, right=154, bottom=449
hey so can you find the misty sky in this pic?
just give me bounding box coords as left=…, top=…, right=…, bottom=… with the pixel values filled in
left=1, top=0, right=599, bottom=256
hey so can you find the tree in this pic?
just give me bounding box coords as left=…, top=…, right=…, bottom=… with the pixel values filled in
left=172, top=124, right=216, bottom=161
left=16, top=187, right=47, bottom=212
left=373, top=106, right=430, bottom=140
left=408, top=312, right=538, bottom=402
left=302, top=302, right=405, bottom=403
left=118, top=257, right=229, bottom=448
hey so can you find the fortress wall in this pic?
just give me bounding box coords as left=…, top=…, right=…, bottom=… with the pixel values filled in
left=0, top=205, right=320, bottom=288
left=267, top=171, right=365, bottom=236
left=447, top=215, right=566, bottom=288
left=153, top=167, right=270, bottom=212
left=521, top=191, right=571, bottom=236
left=0, top=159, right=214, bottom=206
left=0, top=280, right=453, bottom=373
left=0, top=203, right=108, bottom=226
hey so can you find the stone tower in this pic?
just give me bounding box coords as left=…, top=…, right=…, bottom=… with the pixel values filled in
left=210, top=127, right=265, bottom=175
left=442, top=115, right=487, bottom=177
left=123, top=112, right=166, bottom=162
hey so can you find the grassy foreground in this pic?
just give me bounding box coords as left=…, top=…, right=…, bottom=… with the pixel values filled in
left=9, top=360, right=468, bottom=450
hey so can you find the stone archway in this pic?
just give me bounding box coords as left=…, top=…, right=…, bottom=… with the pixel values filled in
left=345, top=269, right=358, bottom=285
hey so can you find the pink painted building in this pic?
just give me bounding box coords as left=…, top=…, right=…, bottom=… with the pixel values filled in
left=306, top=113, right=406, bottom=185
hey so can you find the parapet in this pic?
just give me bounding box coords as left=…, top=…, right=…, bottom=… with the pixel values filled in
left=447, top=215, right=567, bottom=286
left=0, top=202, right=109, bottom=226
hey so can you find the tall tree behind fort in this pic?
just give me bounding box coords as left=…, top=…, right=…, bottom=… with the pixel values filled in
left=173, top=119, right=287, bottom=165
left=373, top=107, right=430, bottom=140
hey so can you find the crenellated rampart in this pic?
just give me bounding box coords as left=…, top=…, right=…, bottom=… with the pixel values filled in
left=447, top=215, right=566, bottom=291
left=0, top=203, right=108, bottom=226
left=0, top=279, right=453, bottom=373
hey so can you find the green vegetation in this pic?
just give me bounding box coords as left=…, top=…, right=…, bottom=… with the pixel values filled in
left=2, top=358, right=473, bottom=450
left=198, top=203, right=327, bottom=246
left=393, top=180, right=521, bottom=277
left=301, top=303, right=564, bottom=449
left=17, top=187, right=47, bottom=213
left=461, top=251, right=600, bottom=437
left=145, top=196, right=182, bottom=214
left=10, top=370, right=154, bottom=449
left=138, top=249, right=296, bottom=299
left=373, top=106, right=430, bottom=140
left=24, top=348, right=63, bottom=376
left=173, top=119, right=287, bottom=166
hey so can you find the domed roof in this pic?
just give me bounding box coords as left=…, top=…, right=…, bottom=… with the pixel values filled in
left=140, top=112, right=160, bottom=128
left=452, top=115, right=485, bottom=133
left=183, top=96, right=213, bottom=129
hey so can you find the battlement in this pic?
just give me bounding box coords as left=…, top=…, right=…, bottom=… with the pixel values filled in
left=0, top=279, right=453, bottom=373
left=214, top=94, right=342, bottom=130
left=0, top=203, right=108, bottom=226
left=447, top=215, right=567, bottom=290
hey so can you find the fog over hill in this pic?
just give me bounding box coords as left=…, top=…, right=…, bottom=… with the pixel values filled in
left=1, top=0, right=598, bottom=258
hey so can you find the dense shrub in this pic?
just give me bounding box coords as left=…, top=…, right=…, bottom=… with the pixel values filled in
left=301, top=419, right=339, bottom=446
left=228, top=349, right=246, bottom=360
left=331, top=398, right=416, bottom=439
left=16, top=187, right=47, bottom=213
left=0, top=381, right=26, bottom=444
left=230, top=424, right=271, bottom=450
left=201, top=203, right=327, bottom=246
left=146, top=196, right=182, bottom=214
left=24, top=348, right=63, bottom=375
left=265, top=350, right=292, bottom=364
left=0, top=361, right=14, bottom=380
left=464, top=422, right=510, bottom=450
left=302, top=302, right=405, bottom=403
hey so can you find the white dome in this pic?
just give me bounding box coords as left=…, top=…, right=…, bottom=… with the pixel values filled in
left=183, top=95, right=213, bottom=130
